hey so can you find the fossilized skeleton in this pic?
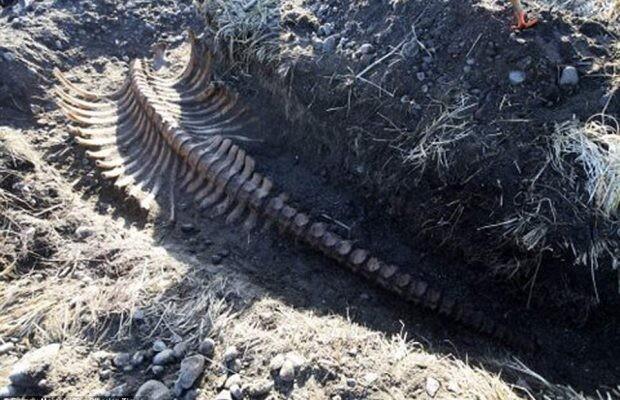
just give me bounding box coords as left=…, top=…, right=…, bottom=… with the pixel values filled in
left=54, top=32, right=533, bottom=351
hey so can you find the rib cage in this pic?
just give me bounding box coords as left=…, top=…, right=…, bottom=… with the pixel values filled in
left=54, top=33, right=534, bottom=351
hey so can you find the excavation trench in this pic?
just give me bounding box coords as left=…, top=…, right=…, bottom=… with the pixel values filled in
left=190, top=43, right=620, bottom=393
left=51, top=33, right=619, bottom=394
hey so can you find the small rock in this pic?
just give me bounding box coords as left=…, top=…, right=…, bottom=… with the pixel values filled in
left=108, top=383, right=129, bottom=397
left=153, top=349, right=176, bottom=366
left=75, top=226, right=94, bottom=239
left=229, top=384, right=242, bottom=399
left=223, top=346, right=239, bottom=363
left=215, top=390, right=233, bottom=400
left=269, top=354, right=285, bottom=372
left=100, top=370, right=112, bottom=380
left=244, top=379, right=273, bottom=397
left=559, top=66, right=579, bottom=86
left=225, top=374, right=241, bottom=389
left=509, top=70, right=526, bottom=85
left=363, top=372, right=379, bottom=386
left=231, top=358, right=242, bottom=373
left=198, top=338, right=215, bottom=357
left=279, top=359, right=295, bottom=383
left=416, top=72, right=426, bottom=81
left=152, top=365, right=165, bottom=377
left=358, top=43, right=375, bottom=55
left=153, top=340, right=167, bottom=352
left=135, top=380, right=172, bottom=400
left=346, top=378, right=356, bottom=387
left=173, top=342, right=189, bottom=358
left=180, top=223, right=196, bottom=234
left=0, top=342, right=15, bottom=355
left=132, top=351, right=146, bottom=366
left=425, top=377, right=441, bottom=397
left=9, top=343, right=60, bottom=388
left=176, top=355, right=205, bottom=390
left=113, top=352, right=131, bottom=368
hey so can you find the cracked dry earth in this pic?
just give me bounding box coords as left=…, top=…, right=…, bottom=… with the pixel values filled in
left=1, top=0, right=619, bottom=400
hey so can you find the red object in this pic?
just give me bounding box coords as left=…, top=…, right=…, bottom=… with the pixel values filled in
left=513, top=10, right=538, bottom=30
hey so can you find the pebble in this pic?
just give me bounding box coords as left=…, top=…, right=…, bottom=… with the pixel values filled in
left=225, top=374, right=241, bottom=389
left=173, top=342, right=189, bottom=358
left=279, top=359, right=296, bottom=383
left=269, top=354, right=285, bottom=372
left=175, top=355, right=206, bottom=390
left=425, top=377, right=441, bottom=397
left=132, top=351, right=146, bottom=366
left=0, top=342, right=15, bottom=355
left=358, top=43, right=375, bottom=55
left=416, top=72, right=426, bottom=81
left=135, top=380, right=173, bottom=400
left=153, top=340, right=167, bottom=352
left=346, top=378, right=357, bottom=387
left=229, top=384, right=242, bottom=399
left=180, top=223, right=196, bottom=234
left=559, top=66, right=579, bottom=86
left=215, top=390, right=233, bottom=400
left=152, top=365, right=165, bottom=377
left=223, top=346, right=239, bottom=363
left=75, top=226, right=95, bottom=239
left=509, top=70, right=526, bottom=85
left=9, top=343, right=60, bottom=389
left=153, top=349, right=176, bottom=365
left=113, top=352, right=131, bottom=368
left=99, top=370, right=112, bottom=380
left=244, top=379, right=273, bottom=397
left=198, top=338, right=215, bottom=357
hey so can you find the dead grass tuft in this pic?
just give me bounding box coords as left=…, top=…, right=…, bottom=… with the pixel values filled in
left=395, top=94, right=477, bottom=181
left=194, top=0, right=281, bottom=64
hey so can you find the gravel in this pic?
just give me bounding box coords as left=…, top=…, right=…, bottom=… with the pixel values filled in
left=135, top=380, right=173, bottom=400
left=9, top=343, right=60, bottom=389
left=153, top=349, right=176, bottom=366
left=559, top=66, right=579, bottom=86
left=278, top=358, right=296, bottom=383
left=244, top=379, right=274, bottom=397
left=175, top=355, right=206, bottom=391
left=153, top=340, right=167, bottom=352
left=425, top=377, right=441, bottom=397
left=198, top=338, right=215, bottom=357
left=223, top=346, right=239, bottom=363
left=509, top=70, right=526, bottom=85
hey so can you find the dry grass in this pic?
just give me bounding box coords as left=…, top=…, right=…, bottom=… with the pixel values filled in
left=224, top=299, right=523, bottom=400
left=395, top=94, right=477, bottom=181
left=194, top=0, right=281, bottom=63
left=0, top=128, right=536, bottom=399
left=538, top=0, right=620, bottom=24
